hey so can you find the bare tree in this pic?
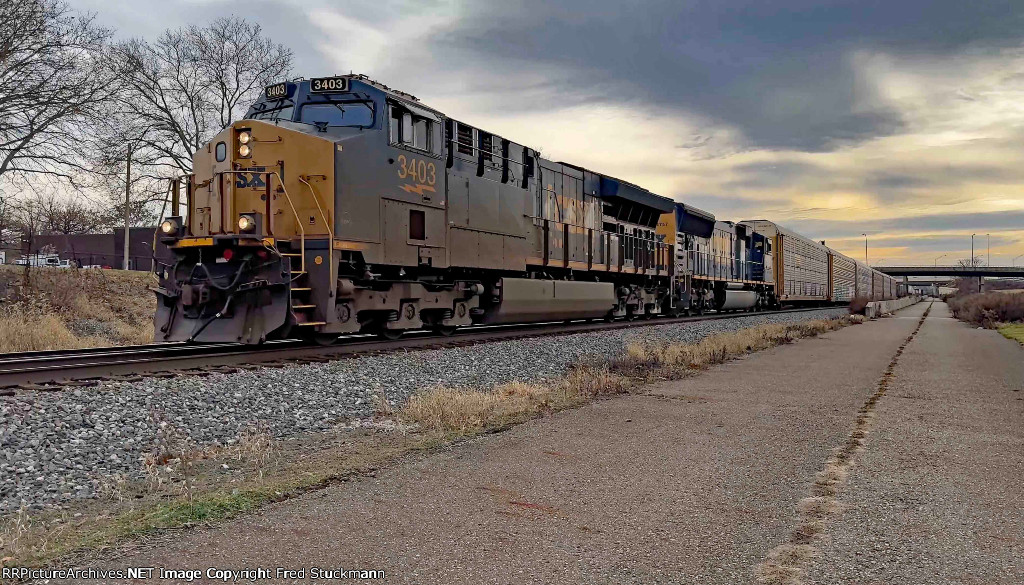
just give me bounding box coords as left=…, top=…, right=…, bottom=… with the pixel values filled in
left=0, top=0, right=114, bottom=188
left=0, top=195, right=16, bottom=249
left=954, top=257, right=984, bottom=294
left=38, top=193, right=103, bottom=235
left=105, top=17, right=293, bottom=176
left=8, top=190, right=100, bottom=237
left=87, top=114, right=166, bottom=230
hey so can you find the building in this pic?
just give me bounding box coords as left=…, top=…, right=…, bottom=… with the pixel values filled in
left=28, top=227, right=173, bottom=271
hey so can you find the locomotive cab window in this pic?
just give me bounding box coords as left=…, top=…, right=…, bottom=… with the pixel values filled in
left=249, top=105, right=294, bottom=122
left=389, top=103, right=432, bottom=153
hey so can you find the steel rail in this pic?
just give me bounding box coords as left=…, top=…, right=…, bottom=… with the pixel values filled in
left=0, top=307, right=835, bottom=392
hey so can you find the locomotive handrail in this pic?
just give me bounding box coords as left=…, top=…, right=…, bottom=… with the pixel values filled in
left=298, top=175, right=334, bottom=284
left=266, top=171, right=305, bottom=276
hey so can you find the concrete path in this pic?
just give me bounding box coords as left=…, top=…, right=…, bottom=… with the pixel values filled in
left=76, top=302, right=1023, bottom=584
left=805, top=302, right=1024, bottom=584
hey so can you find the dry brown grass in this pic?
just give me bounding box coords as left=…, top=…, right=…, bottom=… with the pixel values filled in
left=400, top=367, right=629, bottom=435
left=0, top=266, right=155, bottom=352
left=401, top=317, right=854, bottom=436
left=613, top=318, right=853, bottom=380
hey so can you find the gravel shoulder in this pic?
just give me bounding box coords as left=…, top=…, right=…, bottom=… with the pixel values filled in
left=804, top=302, right=1024, bottom=584
left=67, top=308, right=925, bottom=584
left=0, top=308, right=847, bottom=512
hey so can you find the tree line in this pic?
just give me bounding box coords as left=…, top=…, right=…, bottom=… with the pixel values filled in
left=0, top=0, right=293, bottom=250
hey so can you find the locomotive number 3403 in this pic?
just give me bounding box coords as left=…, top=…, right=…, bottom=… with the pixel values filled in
left=396, top=155, right=436, bottom=186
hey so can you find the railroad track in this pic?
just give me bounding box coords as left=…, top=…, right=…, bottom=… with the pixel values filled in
left=0, top=307, right=836, bottom=393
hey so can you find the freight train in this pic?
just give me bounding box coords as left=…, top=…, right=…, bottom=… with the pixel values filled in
left=152, top=75, right=902, bottom=344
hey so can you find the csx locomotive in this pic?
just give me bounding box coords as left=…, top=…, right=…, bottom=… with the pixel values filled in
left=153, top=75, right=901, bottom=343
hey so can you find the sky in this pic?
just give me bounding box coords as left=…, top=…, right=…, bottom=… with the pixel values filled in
left=74, top=0, right=1024, bottom=266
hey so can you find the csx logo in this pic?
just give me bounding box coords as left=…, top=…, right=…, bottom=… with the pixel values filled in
left=235, top=171, right=267, bottom=189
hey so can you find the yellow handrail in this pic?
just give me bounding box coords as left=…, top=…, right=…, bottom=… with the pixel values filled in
left=266, top=171, right=305, bottom=276
left=298, top=175, right=334, bottom=285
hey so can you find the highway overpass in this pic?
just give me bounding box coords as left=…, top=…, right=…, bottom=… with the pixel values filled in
left=877, top=266, right=1024, bottom=277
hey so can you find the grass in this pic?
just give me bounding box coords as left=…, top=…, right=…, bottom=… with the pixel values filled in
left=1, top=314, right=860, bottom=570
left=0, top=266, right=155, bottom=352
left=998, top=323, right=1024, bottom=344
left=399, top=317, right=858, bottom=435
left=947, top=291, right=1024, bottom=329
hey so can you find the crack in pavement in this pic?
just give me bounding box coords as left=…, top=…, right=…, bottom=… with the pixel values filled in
left=755, top=302, right=934, bottom=585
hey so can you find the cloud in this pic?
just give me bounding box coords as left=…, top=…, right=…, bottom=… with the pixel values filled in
left=72, top=0, right=1024, bottom=265
left=429, top=0, right=1024, bottom=151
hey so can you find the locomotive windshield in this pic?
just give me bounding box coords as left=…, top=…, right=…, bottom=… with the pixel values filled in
left=299, top=102, right=374, bottom=128
left=249, top=104, right=294, bottom=122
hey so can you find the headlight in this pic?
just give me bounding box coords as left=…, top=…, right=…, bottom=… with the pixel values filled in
left=238, top=131, right=251, bottom=145
left=160, top=219, right=177, bottom=234
left=238, top=215, right=255, bottom=232
left=238, top=144, right=251, bottom=157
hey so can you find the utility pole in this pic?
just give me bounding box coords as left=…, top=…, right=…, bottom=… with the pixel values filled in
left=123, top=144, right=132, bottom=271
left=987, top=233, right=990, bottom=267
left=862, top=233, right=868, bottom=264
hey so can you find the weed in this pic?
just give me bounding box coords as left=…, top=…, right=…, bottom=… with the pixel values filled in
left=233, top=422, right=276, bottom=480
left=96, top=474, right=130, bottom=503
left=0, top=504, right=30, bottom=566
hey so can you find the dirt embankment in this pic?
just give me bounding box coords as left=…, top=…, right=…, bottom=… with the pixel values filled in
left=0, top=266, right=155, bottom=352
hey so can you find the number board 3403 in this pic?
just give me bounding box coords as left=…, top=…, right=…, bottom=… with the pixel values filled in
left=309, top=77, right=348, bottom=93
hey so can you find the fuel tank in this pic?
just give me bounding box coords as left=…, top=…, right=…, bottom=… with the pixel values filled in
left=713, top=288, right=757, bottom=311
left=482, top=278, right=616, bottom=324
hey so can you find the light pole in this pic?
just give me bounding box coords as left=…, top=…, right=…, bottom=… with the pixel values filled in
left=987, top=233, right=990, bottom=267
left=1014, top=254, right=1023, bottom=266
left=934, top=253, right=946, bottom=266
left=862, top=233, right=868, bottom=264
left=971, top=234, right=976, bottom=266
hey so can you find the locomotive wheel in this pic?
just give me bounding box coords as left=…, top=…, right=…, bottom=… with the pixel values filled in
left=433, top=325, right=457, bottom=337
left=378, top=328, right=404, bottom=341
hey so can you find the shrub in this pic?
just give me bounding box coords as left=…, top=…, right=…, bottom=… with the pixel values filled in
left=848, top=295, right=870, bottom=315
left=947, top=292, right=1024, bottom=328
